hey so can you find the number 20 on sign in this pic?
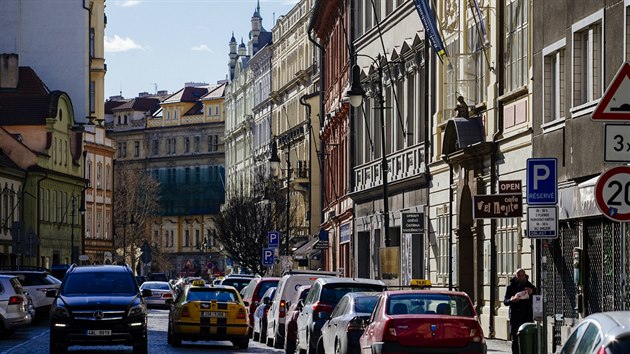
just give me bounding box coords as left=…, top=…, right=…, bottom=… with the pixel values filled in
left=595, top=166, right=630, bottom=221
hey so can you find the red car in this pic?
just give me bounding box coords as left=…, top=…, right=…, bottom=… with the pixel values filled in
left=285, top=285, right=311, bottom=354
left=359, top=289, right=486, bottom=354
left=240, top=277, right=279, bottom=337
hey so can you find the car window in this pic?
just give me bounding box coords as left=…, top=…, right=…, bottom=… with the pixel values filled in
left=320, top=284, right=385, bottom=304
left=354, top=296, right=378, bottom=314
left=607, top=336, right=630, bottom=353
left=331, top=297, right=349, bottom=318
left=47, top=275, right=62, bottom=285
left=221, top=279, right=251, bottom=291
left=385, top=293, right=472, bottom=316
left=257, top=281, right=279, bottom=298
left=9, top=277, right=23, bottom=294
left=62, top=273, right=136, bottom=295
left=242, top=280, right=257, bottom=299
left=560, top=322, right=589, bottom=354
left=304, top=282, right=320, bottom=305
left=141, top=282, right=170, bottom=290
left=369, top=295, right=383, bottom=322
left=296, top=288, right=310, bottom=302
left=574, top=323, right=600, bottom=354
left=187, top=288, right=237, bottom=302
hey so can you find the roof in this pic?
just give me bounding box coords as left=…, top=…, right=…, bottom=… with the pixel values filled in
left=112, top=97, right=161, bottom=114
left=162, top=86, right=209, bottom=104
left=0, top=67, right=69, bottom=125
left=314, top=277, right=385, bottom=286
left=104, top=99, right=128, bottom=114
left=584, top=311, right=630, bottom=339
left=0, top=148, right=22, bottom=171
left=201, top=83, right=227, bottom=100
left=442, top=117, right=486, bottom=156
left=68, top=264, right=133, bottom=274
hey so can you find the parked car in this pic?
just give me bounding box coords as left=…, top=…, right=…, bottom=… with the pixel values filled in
left=359, top=287, right=486, bottom=354
left=0, top=275, right=32, bottom=336
left=285, top=285, right=311, bottom=354
left=253, top=287, right=276, bottom=343
left=167, top=279, right=249, bottom=349
left=220, top=276, right=255, bottom=293
left=146, top=272, right=168, bottom=282
left=0, top=267, right=61, bottom=320
left=320, top=292, right=379, bottom=354
left=241, top=277, right=279, bottom=337
left=266, top=270, right=336, bottom=349
left=50, top=264, right=70, bottom=281
left=296, top=277, right=386, bottom=354
left=139, top=281, right=175, bottom=308
left=558, top=311, right=630, bottom=354
left=48, top=264, right=151, bottom=354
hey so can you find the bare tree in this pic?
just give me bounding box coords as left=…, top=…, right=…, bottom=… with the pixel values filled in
left=214, top=171, right=296, bottom=275
left=113, top=167, right=160, bottom=272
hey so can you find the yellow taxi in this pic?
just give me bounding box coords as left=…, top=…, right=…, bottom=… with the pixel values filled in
left=167, top=279, right=249, bottom=349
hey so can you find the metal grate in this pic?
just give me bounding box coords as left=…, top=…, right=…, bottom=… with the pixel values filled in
left=585, top=220, right=604, bottom=314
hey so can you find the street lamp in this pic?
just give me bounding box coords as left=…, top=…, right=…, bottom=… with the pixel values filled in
left=70, top=195, right=86, bottom=264
left=122, top=214, right=136, bottom=264
left=347, top=55, right=391, bottom=247
left=268, top=138, right=291, bottom=258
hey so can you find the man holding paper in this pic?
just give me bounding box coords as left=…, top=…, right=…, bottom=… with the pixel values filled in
left=503, top=268, right=537, bottom=354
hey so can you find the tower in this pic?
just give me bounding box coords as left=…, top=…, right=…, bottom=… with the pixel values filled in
left=228, top=32, right=238, bottom=80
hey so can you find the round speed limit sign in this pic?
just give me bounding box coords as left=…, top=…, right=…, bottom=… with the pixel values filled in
left=595, top=166, right=630, bottom=221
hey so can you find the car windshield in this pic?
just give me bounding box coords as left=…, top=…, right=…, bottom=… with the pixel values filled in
left=320, top=284, right=385, bottom=304
left=354, top=296, right=378, bottom=313
left=187, top=288, right=237, bottom=302
left=62, top=273, right=136, bottom=295
left=141, top=282, right=170, bottom=290
left=221, top=279, right=251, bottom=291
left=257, top=281, right=278, bottom=298
left=386, top=293, right=474, bottom=316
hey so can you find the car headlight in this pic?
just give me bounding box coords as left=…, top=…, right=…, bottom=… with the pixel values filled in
left=52, top=306, right=69, bottom=318
left=127, top=304, right=147, bottom=317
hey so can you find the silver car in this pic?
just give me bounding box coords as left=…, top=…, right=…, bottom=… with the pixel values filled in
left=139, top=281, right=175, bottom=308
left=0, top=269, right=60, bottom=319
left=0, top=275, right=32, bottom=335
left=559, top=311, right=630, bottom=354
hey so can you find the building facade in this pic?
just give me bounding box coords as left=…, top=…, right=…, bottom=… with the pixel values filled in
left=0, top=129, right=25, bottom=266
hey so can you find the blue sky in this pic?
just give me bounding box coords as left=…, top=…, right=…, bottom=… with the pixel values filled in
left=104, top=0, right=298, bottom=99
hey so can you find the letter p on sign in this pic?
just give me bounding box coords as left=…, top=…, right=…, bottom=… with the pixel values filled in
left=533, top=165, right=550, bottom=189
left=527, top=158, right=558, bottom=205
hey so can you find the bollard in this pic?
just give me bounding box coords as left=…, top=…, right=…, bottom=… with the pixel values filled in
left=517, top=322, right=538, bottom=354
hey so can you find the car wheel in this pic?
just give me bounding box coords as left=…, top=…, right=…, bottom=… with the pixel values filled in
left=133, top=340, right=148, bottom=354
left=285, top=335, right=296, bottom=354
left=316, top=337, right=325, bottom=354
left=266, top=335, right=273, bottom=347
left=169, top=322, right=182, bottom=347
left=232, top=337, right=249, bottom=350
left=274, top=332, right=284, bottom=349
left=167, top=322, right=173, bottom=344
left=253, top=330, right=260, bottom=342
left=259, top=323, right=267, bottom=343
left=49, top=335, right=67, bottom=354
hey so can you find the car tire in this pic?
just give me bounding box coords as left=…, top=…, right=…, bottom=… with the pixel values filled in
left=133, top=340, right=148, bottom=354
left=253, top=330, right=260, bottom=342
left=232, top=337, right=249, bottom=350
left=49, top=335, right=67, bottom=354
left=259, top=323, right=267, bottom=343
left=274, top=332, right=284, bottom=349
left=266, top=335, right=273, bottom=347
left=168, top=322, right=182, bottom=347
left=285, top=335, right=296, bottom=354
left=316, top=337, right=325, bottom=354
left=167, top=322, right=173, bottom=344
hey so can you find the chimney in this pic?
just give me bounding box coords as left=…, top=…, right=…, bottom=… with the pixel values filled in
left=0, top=54, right=19, bottom=89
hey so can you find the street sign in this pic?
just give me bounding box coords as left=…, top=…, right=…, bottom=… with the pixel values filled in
left=593, top=62, right=630, bottom=120
left=473, top=194, right=523, bottom=219
left=595, top=166, right=630, bottom=221
left=526, top=206, right=559, bottom=239
left=402, top=213, right=424, bottom=233
left=262, top=248, right=275, bottom=266
left=526, top=158, right=557, bottom=205
left=268, top=231, right=279, bottom=249
left=604, top=124, right=630, bottom=163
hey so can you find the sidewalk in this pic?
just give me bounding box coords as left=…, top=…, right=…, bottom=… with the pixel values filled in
left=487, top=337, right=513, bottom=353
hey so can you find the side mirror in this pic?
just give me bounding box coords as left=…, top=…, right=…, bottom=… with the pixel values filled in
left=243, top=301, right=250, bottom=307
left=317, top=312, right=330, bottom=320
left=46, top=289, right=58, bottom=298
left=263, top=296, right=270, bottom=305
left=297, top=300, right=304, bottom=311
left=142, top=289, right=152, bottom=297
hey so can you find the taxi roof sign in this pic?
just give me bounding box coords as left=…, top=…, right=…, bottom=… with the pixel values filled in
left=191, top=279, right=206, bottom=287
left=410, top=279, right=432, bottom=288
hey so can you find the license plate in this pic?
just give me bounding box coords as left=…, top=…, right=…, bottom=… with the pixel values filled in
left=86, top=329, right=111, bottom=336
left=202, top=311, right=226, bottom=318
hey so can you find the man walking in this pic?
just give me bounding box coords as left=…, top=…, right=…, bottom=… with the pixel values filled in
left=504, top=268, right=536, bottom=354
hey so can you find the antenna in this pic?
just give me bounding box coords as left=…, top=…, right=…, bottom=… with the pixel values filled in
left=151, top=83, right=158, bottom=94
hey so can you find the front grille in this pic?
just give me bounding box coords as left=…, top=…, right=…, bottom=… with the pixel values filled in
left=72, top=310, right=125, bottom=321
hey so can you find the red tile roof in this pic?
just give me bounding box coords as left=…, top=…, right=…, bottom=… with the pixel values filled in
left=112, top=97, right=161, bottom=114
left=162, top=86, right=209, bottom=104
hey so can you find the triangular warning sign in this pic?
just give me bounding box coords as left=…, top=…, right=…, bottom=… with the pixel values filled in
left=593, top=62, right=630, bottom=120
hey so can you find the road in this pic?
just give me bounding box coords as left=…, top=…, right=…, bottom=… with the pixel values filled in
left=0, top=309, right=283, bottom=354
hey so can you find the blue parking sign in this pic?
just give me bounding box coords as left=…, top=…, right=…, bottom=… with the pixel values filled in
left=268, top=231, right=279, bottom=248
left=262, top=248, right=274, bottom=266
left=526, top=158, right=557, bottom=205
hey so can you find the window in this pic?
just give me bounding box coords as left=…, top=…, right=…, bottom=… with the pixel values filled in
left=184, top=137, right=190, bottom=153
left=96, top=211, right=102, bottom=238
left=436, top=211, right=450, bottom=278
left=185, top=229, right=190, bottom=247
left=195, top=167, right=201, bottom=182
left=134, top=141, right=140, bottom=157
left=195, top=229, right=200, bottom=248
left=572, top=11, right=603, bottom=107
left=505, top=0, right=529, bottom=92
left=467, top=19, right=487, bottom=105
left=122, top=142, right=127, bottom=158
left=86, top=211, right=92, bottom=238
left=89, top=81, right=95, bottom=113
left=97, top=163, right=102, bottom=188
left=194, top=136, right=200, bottom=152
left=497, top=217, right=519, bottom=275
left=86, top=160, right=92, bottom=181
left=444, top=38, right=460, bottom=112
left=89, top=28, right=95, bottom=58
left=105, top=165, right=111, bottom=190
left=171, top=138, right=177, bottom=154
left=543, top=39, right=566, bottom=124
left=105, top=211, right=110, bottom=239
left=152, top=139, right=159, bottom=155
left=185, top=168, right=190, bottom=183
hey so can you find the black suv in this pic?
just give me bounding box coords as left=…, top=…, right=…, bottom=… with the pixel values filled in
left=48, top=264, right=151, bottom=354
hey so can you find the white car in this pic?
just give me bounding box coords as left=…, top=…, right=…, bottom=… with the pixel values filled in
left=0, top=269, right=60, bottom=319
left=140, top=281, right=175, bottom=308
left=0, top=275, right=32, bottom=335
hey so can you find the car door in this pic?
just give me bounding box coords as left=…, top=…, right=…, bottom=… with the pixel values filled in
left=323, top=296, right=349, bottom=353
left=298, top=281, right=320, bottom=351
left=360, top=294, right=384, bottom=354
left=573, top=322, right=602, bottom=354
left=559, top=322, right=590, bottom=354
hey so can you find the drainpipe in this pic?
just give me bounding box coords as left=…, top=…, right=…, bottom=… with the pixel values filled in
left=300, top=92, right=320, bottom=237
left=307, top=0, right=325, bottom=236
left=489, top=0, right=506, bottom=338
left=36, top=172, right=49, bottom=267
left=424, top=40, right=432, bottom=280
left=83, top=1, right=92, bottom=124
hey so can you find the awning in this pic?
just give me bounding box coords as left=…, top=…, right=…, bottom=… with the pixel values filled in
left=293, top=237, right=319, bottom=258
left=557, top=175, right=600, bottom=219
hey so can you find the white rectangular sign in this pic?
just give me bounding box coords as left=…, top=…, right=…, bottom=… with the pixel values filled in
left=527, top=206, right=558, bottom=239
left=604, top=124, right=630, bottom=163
left=532, top=295, right=543, bottom=321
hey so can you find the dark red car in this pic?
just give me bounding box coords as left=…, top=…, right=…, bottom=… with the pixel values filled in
left=359, top=289, right=486, bottom=354
left=240, top=277, right=279, bottom=337
left=284, top=285, right=311, bottom=354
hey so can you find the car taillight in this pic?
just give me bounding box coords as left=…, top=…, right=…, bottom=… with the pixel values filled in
left=181, top=306, right=190, bottom=318
left=279, top=300, right=286, bottom=318
left=470, top=328, right=483, bottom=342
left=312, top=302, right=334, bottom=318
left=596, top=346, right=607, bottom=354
left=237, top=308, right=246, bottom=320
left=161, top=293, right=173, bottom=299
left=383, top=319, right=398, bottom=342
left=8, top=296, right=23, bottom=305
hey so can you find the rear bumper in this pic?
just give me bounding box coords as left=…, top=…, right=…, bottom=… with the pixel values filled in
left=370, top=341, right=486, bottom=354
left=174, top=321, right=249, bottom=341
left=4, top=313, right=32, bottom=330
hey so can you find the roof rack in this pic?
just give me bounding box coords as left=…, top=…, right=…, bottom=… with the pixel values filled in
left=0, top=265, right=51, bottom=272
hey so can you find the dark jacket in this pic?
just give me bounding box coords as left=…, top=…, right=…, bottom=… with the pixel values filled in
left=503, top=276, right=536, bottom=334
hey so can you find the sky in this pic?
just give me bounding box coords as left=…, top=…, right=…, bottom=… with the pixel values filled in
left=104, top=0, right=299, bottom=100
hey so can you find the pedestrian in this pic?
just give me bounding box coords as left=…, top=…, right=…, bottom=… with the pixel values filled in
left=503, top=268, right=536, bottom=354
